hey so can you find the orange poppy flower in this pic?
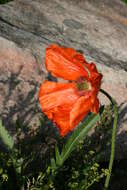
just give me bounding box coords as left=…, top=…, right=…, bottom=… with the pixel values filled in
left=39, top=44, right=102, bottom=137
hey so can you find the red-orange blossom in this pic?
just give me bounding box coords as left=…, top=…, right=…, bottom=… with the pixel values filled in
left=39, top=44, right=102, bottom=137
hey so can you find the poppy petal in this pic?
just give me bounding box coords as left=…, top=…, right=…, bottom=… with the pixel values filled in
left=70, top=95, right=93, bottom=129
left=43, top=104, right=73, bottom=136
left=52, top=105, right=73, bottom=136
left=90, top=98, right=99, bottom=113
left=45, top=44, right=90, bottom=81
left=39, top=80, right=74, bottom=96
left=39, top=82, right=79, bottom=112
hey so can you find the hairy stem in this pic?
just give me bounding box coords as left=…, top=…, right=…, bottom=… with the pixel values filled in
left=100, top=89, right=118, bottom=189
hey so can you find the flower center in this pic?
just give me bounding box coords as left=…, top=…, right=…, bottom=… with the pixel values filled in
left=77, top=80, right=91, bottom=91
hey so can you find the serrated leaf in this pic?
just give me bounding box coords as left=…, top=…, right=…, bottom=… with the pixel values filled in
left=0, top=120, right=14, bottom=150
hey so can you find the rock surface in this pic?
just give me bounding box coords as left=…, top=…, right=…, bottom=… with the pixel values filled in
left=0, top=0, right=127, bottom=158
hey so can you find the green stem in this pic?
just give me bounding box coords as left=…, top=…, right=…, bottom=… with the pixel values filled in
left=100, top=89, right=118, bottom=189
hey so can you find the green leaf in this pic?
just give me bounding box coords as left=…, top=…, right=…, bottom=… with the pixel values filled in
left=55, top=145, right=62, bottom=166
left=50, top=112, right=101, bottom=177
left=0, top=120, right=14, bottom=150
left=51, top=158, right=56, bottom=170
left=60, top=113, right=100, bottom=165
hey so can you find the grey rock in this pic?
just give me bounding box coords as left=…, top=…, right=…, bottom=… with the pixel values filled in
left=63, top=19, right=84, bottom=29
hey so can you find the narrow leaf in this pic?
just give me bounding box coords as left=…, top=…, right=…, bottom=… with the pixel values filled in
left=61, top=113, right=100, bottom=164
left=51, top=158, right=56, bottom=170
left=55, top=145, right=62, bottom=166
left=0, top=120, right=14, bottom=150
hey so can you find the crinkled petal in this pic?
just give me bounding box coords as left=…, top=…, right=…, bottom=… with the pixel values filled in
left=70, top=95, right=93, bottom=129
left=39, top=80, right=74, bottom=96
left=43, top=105, right=73, bottom=137
left=52, top=105, right=73, bottom=136
left=39, top=82, right=79, bottom=112
left=90, top=98, right=99, bottom=113
left=39, top=81, right=79, bottom=136
left=45, top=44, right=90, bottom=80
